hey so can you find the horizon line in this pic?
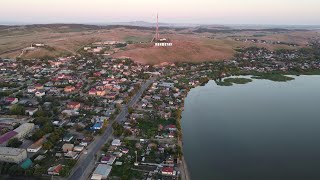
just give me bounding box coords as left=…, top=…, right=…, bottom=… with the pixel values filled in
left=1, top=21, right=320, bottom=27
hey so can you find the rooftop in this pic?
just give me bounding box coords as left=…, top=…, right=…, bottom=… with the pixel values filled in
left=21, top=159, right=33, bottom=169
left=93, top=164, right=112, bottom=177
left=0, top=147, right=26, bottom=156
left=28, top=137, right=45, bottom=149
left=13, top=123, right=34, bottom=133
left=0, top=131, right=18, bottom=144
left=68, top=102, right=80, bottom=106
left=162, top=167, right=174, bottom=173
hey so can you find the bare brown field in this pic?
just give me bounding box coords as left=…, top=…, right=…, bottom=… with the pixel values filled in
left=256, top=31, right=319, bottom=45
left=113, top=38, right=235, bottom=64
left=0, top=26, right=154, bottom=58
left=0, top=24, right=317, bottom=64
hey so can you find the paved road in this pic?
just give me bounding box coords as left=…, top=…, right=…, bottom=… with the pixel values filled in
left=68, top=77, right=155, bottom=180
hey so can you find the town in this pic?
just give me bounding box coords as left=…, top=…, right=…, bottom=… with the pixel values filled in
left=0, top=39, right=320, bottom=180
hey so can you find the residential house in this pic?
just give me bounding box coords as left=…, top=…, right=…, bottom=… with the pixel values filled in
left=111, top=139, right=121, bottom=146
left=91, top=122, right=103, bottom=130
left=91, top=164, right=112, bottom=180
left=96, top=90, right=106, bottom=96
left=47, top=164, right=63, bottom=175
left=27, top=137, right=45, bottom=153
left=106, top=93, right=117, bottom=99
left=121, top=148, right=129, bottom=154
left=27, top=86, right=37, bottom=93
left=67, top=102, right=81, bottom=110
left=25, top=107, right=38, bottom=116
left=34, top=84, right=44, bottom=90
left=63, top=134, right=74, bottom=142
left=64, top=86, right=75, bottom=93
left=89, top=89, right=97, bottom=96
left=165, top=125, right=177, bottom=131
left=73, top=145, right=84, bottom=152
left=64, top=151, right=78, bottom=159
left=162, top=167, right=175, bottom=176
left=61, top=110, right=79, bottom=116
left=35, top=90, right=45, bottom=97
left=5, top=97, right=18, bottom=105
left=48, top=61, right=63, bottom=67
left=75, top=82, right=83, bottom=88
left=101, top=155, right=116, bottom=165
left=62, top=143, right=74, bottom=152
left=160, top=111, right=171, bottom=120
left=166, top=156, right=174, bottom=164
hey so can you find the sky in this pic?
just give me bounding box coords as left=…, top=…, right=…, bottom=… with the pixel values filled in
left=0, top=0, right=320, bottom=25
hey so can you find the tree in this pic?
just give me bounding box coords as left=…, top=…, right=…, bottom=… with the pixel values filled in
left=42, top=141, right=54, bottom=150
left=10, top=105, right=25, bottom=115
left=59, top=166, right=71, bottom=177
left=128, top=107, right=134, bottom=114
left=65, top=159, right=77, bottom=167
left=74, top=124, right=84, bottom=132
left=124, top=129, right=133, bottom=136
left=31, top=130, right=45, bottom=141
left=42, top=123, right=54, bottom=133
left=34, top=109, right=48, bottom=117
left=33, top=167, right=46, bottom=176
left=34, top=116, right=49, bottom=126
left=1, top=162, right=12, bottom=174
left=116, top=103, right=122, bottom=110
left=7, top=138, right=22, bottom=148
left=112, top=123, right=124, bottom=137
left=48, top=133, right=60, bottom=143
left=8, top=165, right=23, bottom=176
left=25, top=168, right=34, bottom=177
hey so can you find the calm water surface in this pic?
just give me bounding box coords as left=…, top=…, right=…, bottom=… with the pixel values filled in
left=182, top=76, right=320, bottom=180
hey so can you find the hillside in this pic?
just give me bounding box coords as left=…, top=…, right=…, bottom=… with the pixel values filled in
left=0, top=24, right=316, bottom=64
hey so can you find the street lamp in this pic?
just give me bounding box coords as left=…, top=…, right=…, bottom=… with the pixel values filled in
left=134, top=151, right=139, bottom=166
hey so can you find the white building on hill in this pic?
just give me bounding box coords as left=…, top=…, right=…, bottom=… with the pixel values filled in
left=155, top=42, right=173, bottom=47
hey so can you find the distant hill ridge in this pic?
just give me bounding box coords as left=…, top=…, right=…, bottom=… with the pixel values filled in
left=1, top=23, right=318, bottom=33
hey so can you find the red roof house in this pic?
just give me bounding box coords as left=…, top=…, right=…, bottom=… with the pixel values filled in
left=64, top=86, right=75, bottom=93
left=47, top=164, right=63, bottom=175
left=89, top=88, right=97, bottom=95
left=67, top=102, right=81, bottom=110
left=5, top=97, right=18, bottom=105
left=162, top=167, right=174, bottom=176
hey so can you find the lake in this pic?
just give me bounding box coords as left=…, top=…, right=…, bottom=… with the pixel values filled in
left=181, top=75, right=320, bottom=180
